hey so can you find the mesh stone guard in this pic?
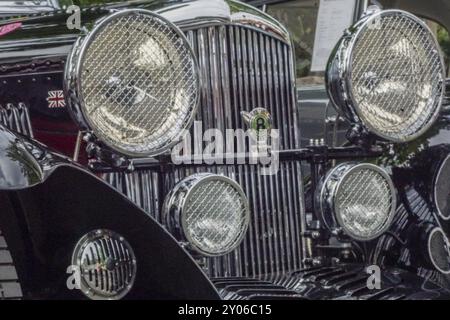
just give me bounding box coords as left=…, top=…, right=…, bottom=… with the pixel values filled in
left=162, top=173, right=250, bottom=257
left=317, top=162, right=396, bottom=241
left=65, top=9, right=199, bottom=157
left=326, top=8, right=445, bottom=143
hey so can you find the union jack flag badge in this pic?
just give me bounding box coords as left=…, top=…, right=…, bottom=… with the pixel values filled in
left=47, top=90, right=66, bottom=109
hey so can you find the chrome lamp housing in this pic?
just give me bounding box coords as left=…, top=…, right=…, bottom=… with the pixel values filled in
left=426, top=227, right=450, bottom=275
left=327, top=7, right=446, bottom=143
left=317, top=163, right=397, bottom=241
left=163, top=173, right=250, bottom=257
left=65, top=9, right=199, bottom=158
left=71, top=230, right=137, bottom=300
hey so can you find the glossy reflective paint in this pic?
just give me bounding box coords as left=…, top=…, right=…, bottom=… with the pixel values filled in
left=0, top=124, right=220, bottom=299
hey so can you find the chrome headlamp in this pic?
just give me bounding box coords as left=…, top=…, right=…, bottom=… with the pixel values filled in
left=65, top=9, right=199, bottom=157
left=317, top=163, right=396, bottom=241
left=421, top=226, right=450, bottom=274
left=327, top=8, right=445, bottom=142
left=163, top=173, right=250, bottom=257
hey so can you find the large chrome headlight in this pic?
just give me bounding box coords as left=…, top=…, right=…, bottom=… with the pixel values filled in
left=317, top=163, right=396, bottom=241
left=327, top=8, right=445, bottom=142
left=163, top=173, right=250, bottom=257
left=65, top=9, right=199, bottom=157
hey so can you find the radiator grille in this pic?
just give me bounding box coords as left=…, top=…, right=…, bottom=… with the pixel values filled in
left=105, top=24, right=305, bottom=277
left=186, top=25, right=299, bottom=151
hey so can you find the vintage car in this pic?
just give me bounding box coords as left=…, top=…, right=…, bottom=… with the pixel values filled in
left=0, top=0, right=449, bottom=300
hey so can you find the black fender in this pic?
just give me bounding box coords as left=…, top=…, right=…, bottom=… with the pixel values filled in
left=0, top=126, right=219, bottom=299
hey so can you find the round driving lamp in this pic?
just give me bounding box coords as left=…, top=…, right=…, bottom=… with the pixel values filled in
left=415, top=225, right=450, bottom=275
left=317, top=163, right=397, bottom=241
left=427, top=227, right=450, bottom=274
left=327, top=8, right=445, bottom=143
left=65, top=9, right=199, bottom=157
left=163, top=173, right=250, bottom=257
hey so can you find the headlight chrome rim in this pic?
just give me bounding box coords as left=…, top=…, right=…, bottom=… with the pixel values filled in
left=163, top=173, right=250, bottom=257
left=318, top=163, right=397, bottom=241
left=327, top=9, right=445, bottom=143
left=65, top=9, right=200, bottom=157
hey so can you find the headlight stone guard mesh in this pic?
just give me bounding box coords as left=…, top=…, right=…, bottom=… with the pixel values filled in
left=163, top=173, right=250, bottom=257
left=318, top=163, right=396, bottom=241
left=327, top=9, right=445, bottom=142
left=66, top=9, right=199, bottom=157
left=336, top=166, right=395, bottom=240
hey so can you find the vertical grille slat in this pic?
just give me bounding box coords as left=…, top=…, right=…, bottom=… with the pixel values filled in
left=282, top=45, right=293, bottom=149
left=254, top=171, right=265, bottom=275
left=292, top=163, right=303, bottom=264
left=281, top=166, right=293, bottom=270
left=105, top=25, right=304, bottom=278
left=273, top=175, right=284, bottom=273
left=261, top=165, right=274, bottom=273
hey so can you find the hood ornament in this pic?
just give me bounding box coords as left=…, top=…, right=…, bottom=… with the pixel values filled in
left=241, top=107, right=272, bottom=132
left=241, top=108, right=273, bottom=147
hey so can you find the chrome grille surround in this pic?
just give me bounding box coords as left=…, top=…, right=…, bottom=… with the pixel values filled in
left=327, top=9, right=445, bottom=142
left=65, top=9, right=199, bottom=157
left=317, top=163, right=396, bottom=241
left=163, top=173, right=250, bottom=257
left=427, top=227, right=450, bottom=274
left=105, top=21, right=305, bottom=277
left=72, top=230, right=137, bottom=300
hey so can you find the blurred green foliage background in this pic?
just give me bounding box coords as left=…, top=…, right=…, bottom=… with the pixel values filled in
left=61, top=0, right=450, bottom=75
left=75, top=0, right=112, bottom=4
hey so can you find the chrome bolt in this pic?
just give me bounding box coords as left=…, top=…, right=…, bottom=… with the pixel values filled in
left=311, top=231, right=320, bottom=239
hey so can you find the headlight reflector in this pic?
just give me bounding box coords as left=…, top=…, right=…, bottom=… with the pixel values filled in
left=163, top=173, right=250, bottom=257
left=327, top=9, right=445, bottom=142
left=65, top=9, right=199, bottom=157
left=318, top=163, right=396, bottom=241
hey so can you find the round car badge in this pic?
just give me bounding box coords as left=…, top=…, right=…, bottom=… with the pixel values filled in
left=241, top=108, right=273, bottom=145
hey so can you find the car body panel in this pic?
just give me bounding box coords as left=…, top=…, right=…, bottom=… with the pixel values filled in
left=0, top=118, right=219, bottom=299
